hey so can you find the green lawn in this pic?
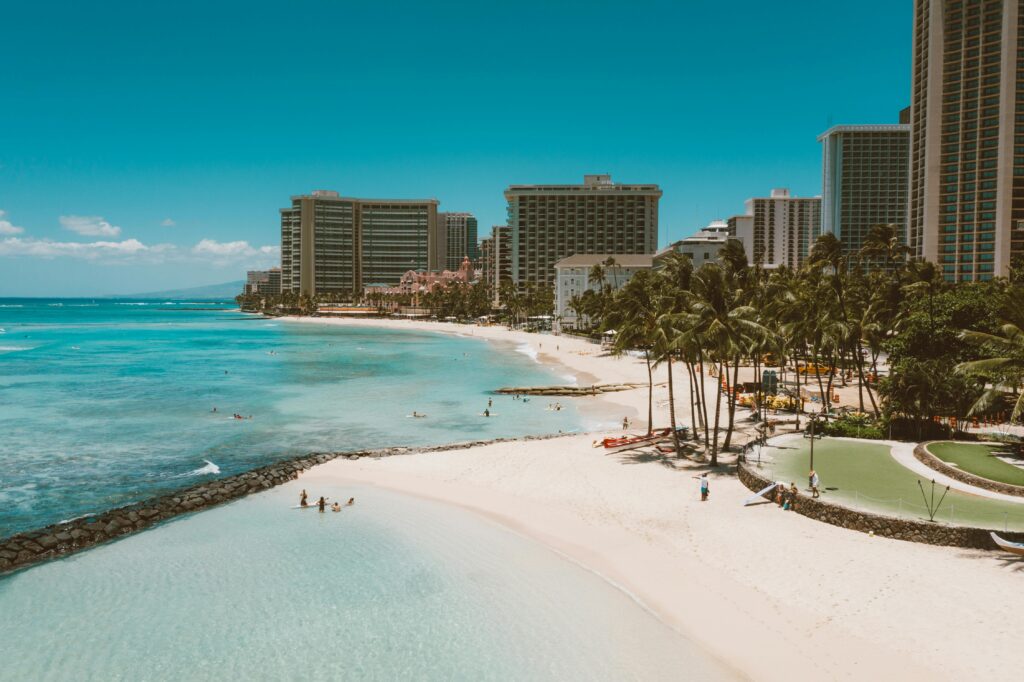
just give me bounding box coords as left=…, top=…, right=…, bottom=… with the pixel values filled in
left=926, top=441, right=1024, bottom=487
left=754, top=437, right=1024, bottom=531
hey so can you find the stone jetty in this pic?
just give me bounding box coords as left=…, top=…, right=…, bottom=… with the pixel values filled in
left=0, top=433, right=568, bottom=575
left=495, top=382, right=648, bottom=397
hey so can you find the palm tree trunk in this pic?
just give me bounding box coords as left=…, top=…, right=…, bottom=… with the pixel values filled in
left=645, top=349, right=653, bottom=435
left=686, top=362, right=701, bottom=440
left=667, top=354, right=680, bottom=456
left=723, top=354, right=741, bottom=448
left=793, top=352, right=802, bottom=430
left=697, top=351, right=711, bottom=449
left=711, top=361, right=724, bottom=466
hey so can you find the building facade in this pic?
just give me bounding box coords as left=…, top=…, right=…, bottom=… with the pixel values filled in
left=910, top=0, right=1024, bottom=281
left=244, top=267, right=282, bottom=295
left=741, top=189, right=821, bottom=269
left=504, top=174, right=661, bottom=288
left=819, top=123, right=911, bottom=259
left=553, top=253, right=654, bottom=328
left=280, top=190, right=441, bottom=297
left=654, top=220, right=745, bottom=267
left=440, top=212, right=479, bottom=271
left=480, top=225, right=513, bottom=304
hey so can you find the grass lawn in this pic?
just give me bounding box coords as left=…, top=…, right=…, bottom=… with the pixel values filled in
left=754, top=437, right=1024, bottom=531
left=926, top=441, right=1024, bottom=487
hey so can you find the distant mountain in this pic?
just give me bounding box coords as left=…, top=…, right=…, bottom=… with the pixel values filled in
left=115, top=280, right=245, bottom=300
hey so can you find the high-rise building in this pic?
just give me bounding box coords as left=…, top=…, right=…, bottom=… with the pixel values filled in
left=244, top=267, right=281, bottom=295
left=279, top=190, right=441, bottom=297
left=819, top=123, right=910, bottom=260
left=504, top=174, right=661, bottom=288
left=741, top=189, right=821, bottom=270
left=554, top=254, right=654, bottom=328
left=910, top=0, right=1024, bottom=281
left=439, top=212, right=479, bottom=271
left=726, top=214, right=755, bottom=262
left=481, top=225, right=513, bottom=305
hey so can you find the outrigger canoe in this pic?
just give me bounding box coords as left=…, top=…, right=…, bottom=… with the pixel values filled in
left=597, top=428, right=674, bottom=453
left=991, top=532, right=1024, bottom=556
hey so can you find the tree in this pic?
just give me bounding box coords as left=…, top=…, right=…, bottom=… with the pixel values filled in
left=605, top=270, right=661, bottom=434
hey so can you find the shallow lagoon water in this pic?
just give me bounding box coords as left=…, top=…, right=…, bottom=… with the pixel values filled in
left=0, top=484, right=735, bottom=681
left=0, top=299, right=590, bottom=536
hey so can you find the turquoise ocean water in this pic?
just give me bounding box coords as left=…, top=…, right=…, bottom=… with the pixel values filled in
left=0, top=299, right=587, bottom=537
left=0, top=482, right=734, bottom=681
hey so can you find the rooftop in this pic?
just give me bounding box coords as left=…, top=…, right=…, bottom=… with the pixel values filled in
left=553, top=253, right=655, bottom=268
left=506, top=174, right=661, bottom=196
left=816, top=123, right=910, bottom=142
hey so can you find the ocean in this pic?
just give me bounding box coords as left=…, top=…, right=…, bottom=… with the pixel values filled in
left=0, top=299, right=587, bottom=537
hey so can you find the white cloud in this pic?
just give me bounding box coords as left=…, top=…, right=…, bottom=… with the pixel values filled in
left=160, top=218, right=176, bottom=227
left=60, top=215, right=122, bottom=237
left=191, top=239, right=279, bottom=264
left=0, top=210, right=24, bottom=235
left=0, top=237, right=175, bottom=262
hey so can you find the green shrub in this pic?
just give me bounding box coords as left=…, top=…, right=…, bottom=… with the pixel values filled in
left=819, top=413, right=885, bottom=440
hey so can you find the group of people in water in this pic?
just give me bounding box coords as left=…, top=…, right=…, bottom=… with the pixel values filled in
left=210, top=407, right=252, bottom=420
left=299, top=489, right=355, bottom=513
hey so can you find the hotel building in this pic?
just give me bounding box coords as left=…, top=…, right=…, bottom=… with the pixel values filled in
left=280, top=190, right=441, bottom=297
left=480, top=225, right=513, bottom=304
left=910, top=0, right=1024, bottom=281
left=740, top=189, right=821, bottom=269
left=553, top=253, right=654, bottom=328
left=440, top=212, right=479, bottom=271
left=654, top=220, right=747, bottom=267
left=244, top=267, right=281, bottom=295
left=819, top=123, right=911, bottom=260
left=504, top=174, right=661, bottom=288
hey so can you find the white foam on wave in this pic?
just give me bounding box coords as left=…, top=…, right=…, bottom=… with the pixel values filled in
left=0, top=304, right=23, bottom=308
left=515, top=343, right=540, bottom=362
left=179, top=460, right=221, bottom=477
left=115, top=302, right=149, bottom=306
left=0, top=345, right=33, bottom=352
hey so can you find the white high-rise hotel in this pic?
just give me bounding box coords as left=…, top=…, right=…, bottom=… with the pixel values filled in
left=910, top=0, right=1024, bottom=281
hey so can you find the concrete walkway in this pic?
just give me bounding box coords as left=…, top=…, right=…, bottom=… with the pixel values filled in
left=761, top=434, right=1024, bottom=505
left=877, top=439, right=1024, bottom=505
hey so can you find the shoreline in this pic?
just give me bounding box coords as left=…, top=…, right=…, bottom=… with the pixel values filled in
left=286, top=315, right=1024, bottom=682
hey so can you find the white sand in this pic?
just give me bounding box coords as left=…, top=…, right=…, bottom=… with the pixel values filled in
left=288, top=316, right=1024, bottom=681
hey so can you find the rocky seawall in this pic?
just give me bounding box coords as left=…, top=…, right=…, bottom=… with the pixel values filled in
left=737, top=459, right=1024, bottom=550
left=0, top=433, right=568, bottom=576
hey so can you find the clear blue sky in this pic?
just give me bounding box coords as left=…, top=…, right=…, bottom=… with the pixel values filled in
left=0, top=0, right=912, bottom=296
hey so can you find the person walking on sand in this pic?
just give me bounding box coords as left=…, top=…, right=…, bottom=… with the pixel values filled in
left=622, top=416, right=629, bottom=431
left=693, top=473, right=709, bottom=501
left=810, top=470, right=821, bottom=498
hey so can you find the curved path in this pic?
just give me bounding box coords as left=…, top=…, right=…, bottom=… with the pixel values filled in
left=833, top=436, right=1024, bottom=505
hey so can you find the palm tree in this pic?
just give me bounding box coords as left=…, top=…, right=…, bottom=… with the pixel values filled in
left=681, top=264, right=763, bottom=465
left=956, top=319, right=1024, bottom=423
left=605, top=270, right=661, bottom=434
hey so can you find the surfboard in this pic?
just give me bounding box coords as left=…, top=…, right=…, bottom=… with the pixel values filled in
left=744, top=482, right=782, bottom=506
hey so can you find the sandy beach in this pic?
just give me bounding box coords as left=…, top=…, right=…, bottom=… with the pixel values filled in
left=289, top=316, right=1024, bottom=681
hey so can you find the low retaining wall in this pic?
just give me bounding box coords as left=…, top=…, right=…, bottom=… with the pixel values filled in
left=914, top=441, right=1024, bottom=498
left=0, top=433, right=567, bottom=575
left=737, top=461, right=1024, bottom=550
left=495, top=383, right=645, bottom=396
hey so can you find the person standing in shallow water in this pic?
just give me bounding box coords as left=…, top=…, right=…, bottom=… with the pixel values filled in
left=317, top=496, right=326, bottom=513
left=299, top=490, right=308, bottom=507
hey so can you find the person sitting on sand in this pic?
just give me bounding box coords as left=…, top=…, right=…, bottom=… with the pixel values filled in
left=331, top=502, right=342, bottom=512
left=317, top=496, right=326, bottom=513
left=300, top=489, right=308, bottom=507
left=346, top=497, right=355, bottom=506
left=787, top=483, right=799, bottom=510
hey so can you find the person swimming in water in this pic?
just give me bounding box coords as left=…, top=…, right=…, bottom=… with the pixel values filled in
left=317, top=496, right=326, bottom=513
left=300, top=489, right=309, bottom=507
left=346, top=497, right=355, bottom=506
left=331, top=502, right=342, bottom=512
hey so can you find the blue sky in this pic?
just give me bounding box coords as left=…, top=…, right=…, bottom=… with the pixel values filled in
left=0, top=0, right=912, bottom=296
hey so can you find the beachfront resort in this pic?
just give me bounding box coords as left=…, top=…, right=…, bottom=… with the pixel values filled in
left=5, top=2, right=1024, bottom=681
